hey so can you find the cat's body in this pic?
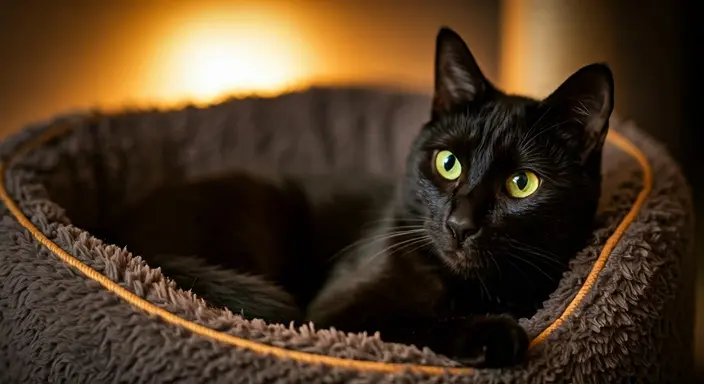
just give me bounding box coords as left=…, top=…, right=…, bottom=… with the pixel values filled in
left=105, top=172, right=395, bottom=322
left=103, top=27, right=614, bottom=368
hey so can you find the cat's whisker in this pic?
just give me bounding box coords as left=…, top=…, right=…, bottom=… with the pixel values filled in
left=504, top=237, right=557, bottom=256
left=361, top=236, right=432, bottom=267
left=397, top=238, right=435, bottom=258
left=330, top=229, right=427, bottom=261
left=368, top=217, right=428, bottom=221
left=501, top=256, right=536, bottom=289
left=382, top=236, right=433, bottom=258
left=360, top=221, right=429, bottom=231
left=501, top=237, right=566, bottom=268
left=339, top=229, right=426, bottom=248
left=523, top=118, right=562, bottom=146
left=521, top=119, right=572, bottom=148
left=381, top=225, right=427, bottom=230
left=362, top=218, right=429, bottom=226
left=510, top=250, right=565, bottom=270
left=505, top=253, right=557, bottom=283
left=356, top=226, right=427, bottom=235
left=519, top=105, right=552, bottom=149
left=486, top=250, right=502, bottom=279
left=473, top=269, right=492, bottom=302
left=510, top=240, right=562, bottom=265
left=518, top=249, right=565, bottom=269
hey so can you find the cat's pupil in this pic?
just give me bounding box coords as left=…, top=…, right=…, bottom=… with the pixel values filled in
left=514, top=173, right=528, bottom=190
left=443, top=155, right=456, bottom=171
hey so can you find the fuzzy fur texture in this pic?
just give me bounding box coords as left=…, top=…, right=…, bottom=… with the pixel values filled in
left=0, top=87, right=695, bottom=383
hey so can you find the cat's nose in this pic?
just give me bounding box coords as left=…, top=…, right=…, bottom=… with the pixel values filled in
left=446, top=213, right=479, bottom=243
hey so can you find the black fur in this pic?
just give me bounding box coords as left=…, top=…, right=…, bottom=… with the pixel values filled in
left=306, top=27, right=614, bottom=367
left=103, top=27, right=614, bottom=368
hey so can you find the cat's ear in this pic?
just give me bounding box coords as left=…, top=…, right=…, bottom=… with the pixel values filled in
left=545, top=63, right=615, bottom=160
left=432, top=27, right=489, bottom=119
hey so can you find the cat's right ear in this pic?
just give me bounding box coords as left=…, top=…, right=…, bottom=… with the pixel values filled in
left=544, top=63, right=614, bottom=162
left=432, top=27, right=489, bottom=119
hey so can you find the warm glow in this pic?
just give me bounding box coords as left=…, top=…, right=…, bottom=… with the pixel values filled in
left=146, top=5, right=315, bottom=104
left=3, top=2, right=482, bottom=133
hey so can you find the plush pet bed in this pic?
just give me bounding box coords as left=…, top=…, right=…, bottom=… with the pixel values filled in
left=0, top=87, right=695, bottom=383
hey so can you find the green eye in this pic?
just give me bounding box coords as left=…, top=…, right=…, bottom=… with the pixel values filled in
left=506, top=170, right=540, bottom=198
left=435, top=150, right=462, bottom=180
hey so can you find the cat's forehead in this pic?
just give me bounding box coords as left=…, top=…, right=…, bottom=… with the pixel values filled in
left=431, top=102, right=532, bottom=153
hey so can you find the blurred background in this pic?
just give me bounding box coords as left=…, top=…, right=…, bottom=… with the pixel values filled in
left=1, top=0, right=701, bottom=377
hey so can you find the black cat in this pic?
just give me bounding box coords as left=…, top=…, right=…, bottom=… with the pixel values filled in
left=106, top=27, right=613, bottom=368
left=305, top=27, right=613, bottom=367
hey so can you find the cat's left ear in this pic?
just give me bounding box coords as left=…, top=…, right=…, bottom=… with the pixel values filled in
left=432, top=27, right=490, bottom=119
left=545, top=63, right=615, bottom=161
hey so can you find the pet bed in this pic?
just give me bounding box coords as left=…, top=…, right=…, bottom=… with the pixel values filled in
left=0, top=87, right=695, bottom=383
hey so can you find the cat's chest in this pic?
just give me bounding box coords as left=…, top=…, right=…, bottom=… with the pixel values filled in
left=441, top=278, right=528, bottom=316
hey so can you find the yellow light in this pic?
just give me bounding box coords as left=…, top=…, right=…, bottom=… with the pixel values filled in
left=145, top=5, right=313, bottom=105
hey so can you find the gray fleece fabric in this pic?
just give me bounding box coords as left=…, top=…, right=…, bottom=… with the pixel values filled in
left=0, top=87, right=695, bottom=383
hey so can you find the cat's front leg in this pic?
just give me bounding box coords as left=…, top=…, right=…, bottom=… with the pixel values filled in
left=429, top=315, right=529, bottom=368
left=308, top=302, right=528, bottom=368
left=307, top=257, right=528, bottom=367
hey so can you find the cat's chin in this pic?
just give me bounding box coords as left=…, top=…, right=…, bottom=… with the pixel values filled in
left=438, top=248, right=483, bottom=276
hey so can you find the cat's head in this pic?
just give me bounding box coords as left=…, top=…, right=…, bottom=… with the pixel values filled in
left=402, top=28, right=614, bottom=284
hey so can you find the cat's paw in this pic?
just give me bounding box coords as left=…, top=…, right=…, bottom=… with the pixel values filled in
left=453, top=316, right=529, bottom=368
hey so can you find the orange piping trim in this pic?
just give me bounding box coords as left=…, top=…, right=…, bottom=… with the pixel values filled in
left=529, top=130, right=653, bottom=347
left=0, top=121, right=652, bottom=376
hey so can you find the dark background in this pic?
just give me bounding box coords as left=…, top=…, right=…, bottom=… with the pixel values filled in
left=1, top=0, right=701, bottom=378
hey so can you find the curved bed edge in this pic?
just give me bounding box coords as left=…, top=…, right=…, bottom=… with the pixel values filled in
left=0, top=118, right=652, bottom=376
